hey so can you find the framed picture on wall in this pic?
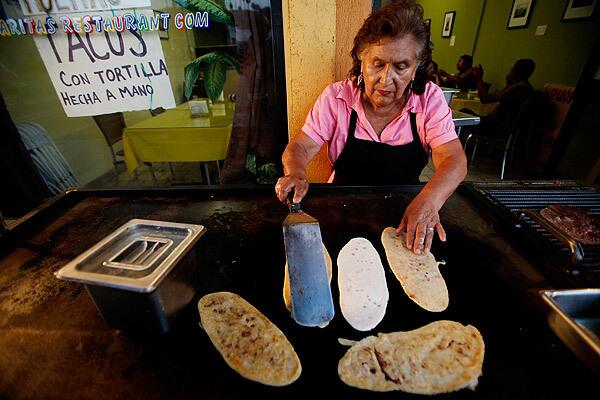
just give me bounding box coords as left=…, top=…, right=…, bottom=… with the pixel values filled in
left=441, top=12, right=455, bottom=38
left=562, top=0, right=598, bottom=21
left=507, top=0, right=535, bottom=29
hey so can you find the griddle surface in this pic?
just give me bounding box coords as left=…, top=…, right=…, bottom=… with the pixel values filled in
left=0, top=187, right=596, bottom=399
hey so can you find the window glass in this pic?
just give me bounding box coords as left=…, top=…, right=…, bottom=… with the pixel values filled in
left=0, top=0, right=285, bottom=221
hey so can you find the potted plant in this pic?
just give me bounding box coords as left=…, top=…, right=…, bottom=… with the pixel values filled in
left=175, top=0, right=241, bottom=103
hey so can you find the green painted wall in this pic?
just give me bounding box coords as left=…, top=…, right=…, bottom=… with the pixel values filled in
left=475, top=0, right=599, bottom=91
left=419, top=0, right=484, bottom=78
left=416, top=0, right=600, bottom=91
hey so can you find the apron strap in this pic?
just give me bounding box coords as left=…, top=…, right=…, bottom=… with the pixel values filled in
left=409, top=112, right=419, bottom=143
left=348, top=110, right=358, bottom=140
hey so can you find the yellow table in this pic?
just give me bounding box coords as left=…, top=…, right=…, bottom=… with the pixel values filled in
left=450, top=97, right=498, bottom=116
left=123, top=101, right=234, bottom=174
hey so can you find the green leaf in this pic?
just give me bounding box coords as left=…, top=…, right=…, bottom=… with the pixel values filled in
left=258, top=163, right=278, bottom=179
left=195, top=51, right=222, bottom=65
left=184, top=60, right=201, bottom=99
left=255, top=163, right=279, bottom=184
left=245, top=154, right=257, bottom=175
left=201, top=52, right=240, bottom=73
left=173, top=0, right=235, bottom=25
left=204, top=61, right=227, bottom=103
left=219, top=53, right=241, bottom=73
left=183, top=51, right=239, bottom=100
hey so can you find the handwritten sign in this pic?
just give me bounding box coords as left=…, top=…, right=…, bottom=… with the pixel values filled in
left=33, top=9, right=175, bottom=117
left=19, top=0, right=151, bottom=15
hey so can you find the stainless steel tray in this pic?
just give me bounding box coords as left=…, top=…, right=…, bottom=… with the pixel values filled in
left=56, top=219, right=205, bottom=292
left=540, top=289, right=600, bottom=375
left=55, top=219, right=206, bottom=333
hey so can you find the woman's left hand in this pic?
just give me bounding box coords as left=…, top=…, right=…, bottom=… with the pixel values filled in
left=396, top=195, right=446, bottom=254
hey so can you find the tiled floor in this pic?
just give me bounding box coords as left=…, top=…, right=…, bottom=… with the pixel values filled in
left=88, top=151, right=506, bottom=189
left=88, top=161, right=223, bottom=188
left=420, top=157, right=503, bottom=183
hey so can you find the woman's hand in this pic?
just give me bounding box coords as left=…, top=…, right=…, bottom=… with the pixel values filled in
left=275, top=175, right=309, bottom=204
left=278, top=131, right=321, bottom=204
left=396, top=195, right=447, bottom=254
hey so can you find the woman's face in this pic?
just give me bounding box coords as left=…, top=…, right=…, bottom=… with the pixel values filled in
left=360, top=35, right=419, bottom=110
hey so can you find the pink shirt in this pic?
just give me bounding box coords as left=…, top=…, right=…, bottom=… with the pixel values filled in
left=301, top=80, right=457, bottom=181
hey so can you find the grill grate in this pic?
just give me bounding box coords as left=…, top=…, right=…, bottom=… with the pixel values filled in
left=484, top=189, right=600, bottom=273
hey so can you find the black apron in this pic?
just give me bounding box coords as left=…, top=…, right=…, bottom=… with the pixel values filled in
left=333, top=109, right=429, bottom=185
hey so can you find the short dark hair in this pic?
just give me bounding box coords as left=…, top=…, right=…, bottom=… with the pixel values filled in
left=513, top=59, right=535, bottom=80
left=460, top=55, right=473, bottom=69
left=349, top=0, right=433, bottom=95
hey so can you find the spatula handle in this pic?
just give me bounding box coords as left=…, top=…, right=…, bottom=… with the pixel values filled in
left=287, top=193, right=302, bottom=213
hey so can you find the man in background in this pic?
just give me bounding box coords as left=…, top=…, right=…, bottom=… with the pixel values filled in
left=439, top=54, right=476, bottom=91
left=472, top=58, right=536, bottom=138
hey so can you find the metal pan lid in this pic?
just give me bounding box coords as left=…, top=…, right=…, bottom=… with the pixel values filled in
left=55, top=219, right=205, bottom=293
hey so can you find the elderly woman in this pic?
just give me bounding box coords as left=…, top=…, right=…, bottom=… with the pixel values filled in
left=275, top=0, right=467, bottom=255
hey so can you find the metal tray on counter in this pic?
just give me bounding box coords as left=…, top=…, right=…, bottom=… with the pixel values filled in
left=541, top=289, right=600, bottom=375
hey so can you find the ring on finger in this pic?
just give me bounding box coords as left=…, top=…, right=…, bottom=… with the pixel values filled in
left=426, top=227, right=434, bottom=232
left=418, top=237, right=425, bottom=244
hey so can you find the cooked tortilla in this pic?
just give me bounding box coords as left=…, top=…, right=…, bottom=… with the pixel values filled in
left=283, top=243, right=332, bottom=312
left=198, top=292, right=301, bottom=386
left=381, top=227, right=448, bottom=312
left=337, top=237, right=389, bottom=331
left=338, top=320, right=485, bottom=394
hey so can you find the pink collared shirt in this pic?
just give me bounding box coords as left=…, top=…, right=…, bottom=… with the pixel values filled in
left=301, top=80, right=457, bottom=181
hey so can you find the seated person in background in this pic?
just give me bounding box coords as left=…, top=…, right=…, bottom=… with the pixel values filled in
left=426, top=60, right=441, bottom=85
left=471, top=58, right=535, bottom=138
left=439, top=55, right=476, bottom=91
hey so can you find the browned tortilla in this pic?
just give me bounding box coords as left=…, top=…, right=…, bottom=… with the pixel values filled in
left=338, top=320, right=485, bottom=394
left=381, top=227, right=448, bottom=312
left=198, top=292, right=301, bottom=386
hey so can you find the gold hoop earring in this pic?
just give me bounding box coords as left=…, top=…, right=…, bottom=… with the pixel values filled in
left=408, top=79, right=414, bottom=91
left=357, top=72, right=364, bottom=87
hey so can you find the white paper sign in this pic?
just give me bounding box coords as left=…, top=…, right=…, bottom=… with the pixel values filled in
left=19, top=0, right=151, bottom=15
left=33, top=9, right=175, bottom=117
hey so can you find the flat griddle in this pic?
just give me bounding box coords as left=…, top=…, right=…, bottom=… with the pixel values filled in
left=0, top=185, right=597, bottom=399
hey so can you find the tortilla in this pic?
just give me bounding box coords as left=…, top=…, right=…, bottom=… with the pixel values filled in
left=283, top=243, right=332, bottom=312
left=337, top=237, right=389, bottom=331
left=338, top=320, right=485, bottom=394
left=198, top=292, right=301, bottom=386
left=381, top=227, right=448, bottom=312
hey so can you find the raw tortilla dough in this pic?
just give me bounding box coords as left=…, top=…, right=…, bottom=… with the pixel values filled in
left=337, top=237, right=389, bottom=331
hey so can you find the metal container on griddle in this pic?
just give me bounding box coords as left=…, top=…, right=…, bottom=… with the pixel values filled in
left=56, top=219, right=206, bottom=333
left=541, top=289, right=600, bottom=375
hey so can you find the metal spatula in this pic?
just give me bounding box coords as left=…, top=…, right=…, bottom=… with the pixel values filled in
left=282, top=200, right=334, bottom=327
